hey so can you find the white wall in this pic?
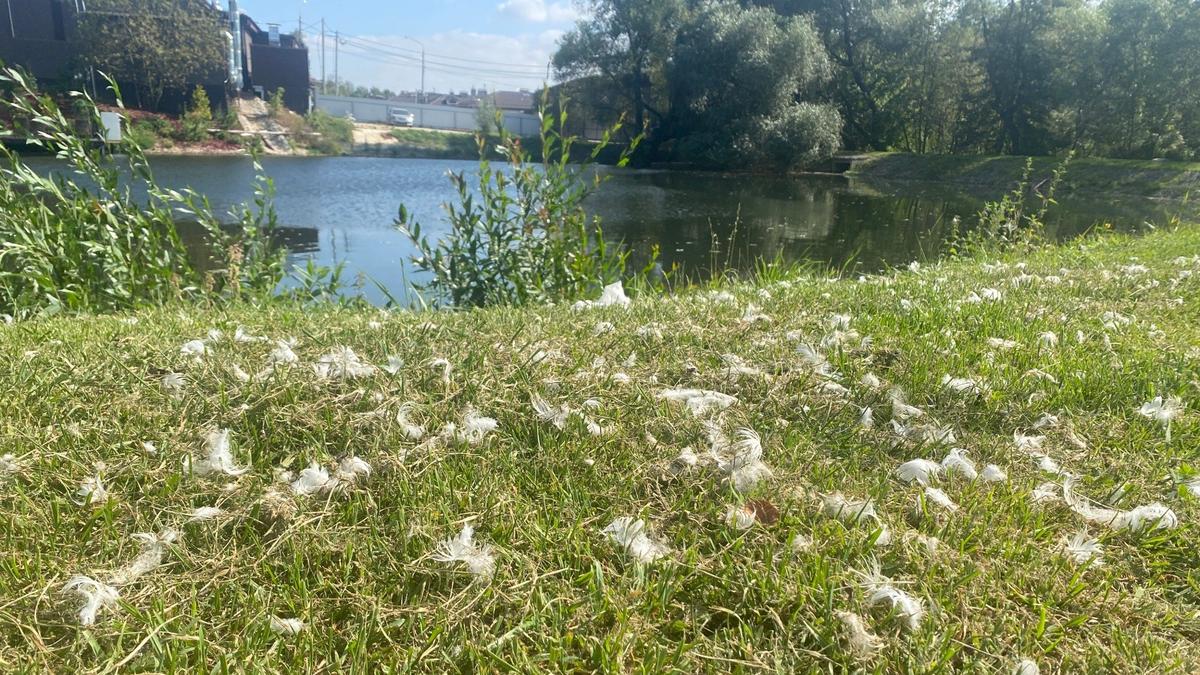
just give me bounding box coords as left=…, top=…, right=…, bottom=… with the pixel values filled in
left=313, top=94, right=541, bottom=136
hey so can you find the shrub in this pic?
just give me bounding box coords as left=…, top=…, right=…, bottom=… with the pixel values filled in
left=397, top=101, right=650, bottom=308
left=305, top=109, right=353, bottom=155
left=267, top=87, right=285, bottom=119
left=180, top=85, right=212, bottom=142
left=0, top=68, right=284, bottom=317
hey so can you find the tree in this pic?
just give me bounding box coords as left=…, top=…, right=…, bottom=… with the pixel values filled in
left=668, top=3, right=842, bottom=167
left=553, top=0, right=686, bottom=138
left=75, top=0, right=225, bottom=111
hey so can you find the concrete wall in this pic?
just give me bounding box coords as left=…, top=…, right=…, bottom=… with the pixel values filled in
left=314, top=94, right=541, bottom=136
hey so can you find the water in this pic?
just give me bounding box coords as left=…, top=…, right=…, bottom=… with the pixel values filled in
left=27, top=155, right=1192, bottom=304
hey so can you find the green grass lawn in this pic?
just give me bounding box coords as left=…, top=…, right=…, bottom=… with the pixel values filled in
left=2, top=226, right=1200, bottom=672
left=384, top=128, right=481, bottom=159
left=850, top=152, right=1200, bottom=201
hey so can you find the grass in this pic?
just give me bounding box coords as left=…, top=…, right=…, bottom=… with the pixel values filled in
left=382, top=128, right=482, bottom=159
left=2, top=225, right=1200, bottom=672
left=849, top=152, right=1200, bottom=201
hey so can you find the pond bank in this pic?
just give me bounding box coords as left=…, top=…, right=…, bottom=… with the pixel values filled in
left=844, top=152, right=1200, bottom=200
left=2, top=224, right=1199, bottom=671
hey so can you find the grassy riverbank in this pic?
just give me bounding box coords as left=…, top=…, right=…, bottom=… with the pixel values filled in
left=2, top=226, right=1199, bottom=671
left=849, top=152, right=1200, bottom=201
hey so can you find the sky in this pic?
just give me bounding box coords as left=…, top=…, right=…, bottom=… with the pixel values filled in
left=236, top=0, right=584, bottom=94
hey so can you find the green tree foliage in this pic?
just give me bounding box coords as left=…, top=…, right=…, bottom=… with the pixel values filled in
left=668, top=4, right=841, bottom=167
left=555, top=0, right=841, bottom=169
left=597, top=0, right=1200, bottom=160
left=268, top=87, right=286, bottom=119
left=181, top=85, right=212, bottom=142
left=75, top=0, right=225, bottom=111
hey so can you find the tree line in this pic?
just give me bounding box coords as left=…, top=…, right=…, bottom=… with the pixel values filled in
left=553, top=0, right=1200, bottom=169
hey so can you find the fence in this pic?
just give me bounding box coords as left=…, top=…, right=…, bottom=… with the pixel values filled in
left=313, top=94, right=541, bottom=136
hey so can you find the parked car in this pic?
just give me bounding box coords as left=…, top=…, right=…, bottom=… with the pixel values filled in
left=389, top=108, right=415, bottom=127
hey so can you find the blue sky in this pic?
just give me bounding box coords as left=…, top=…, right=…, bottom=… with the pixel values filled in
left=236, top=0, right=582, bottom=93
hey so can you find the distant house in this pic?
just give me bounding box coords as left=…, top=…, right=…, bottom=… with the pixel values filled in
left=238, top=14, right=310, bottom=113
left=491, top=90, right=536, bottom=113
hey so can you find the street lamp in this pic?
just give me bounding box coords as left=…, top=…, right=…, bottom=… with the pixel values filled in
left=400, top=35, right=425, bottom=103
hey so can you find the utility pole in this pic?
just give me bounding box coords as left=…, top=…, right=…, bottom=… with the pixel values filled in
left=334, top=30, right=339, bottom=96
left=401, top=36, right=425, bottom=103
left=320, top=19, right=326, bottom=94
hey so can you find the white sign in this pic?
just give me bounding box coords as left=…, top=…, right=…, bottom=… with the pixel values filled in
left=99, top=111, right=122, bottom=143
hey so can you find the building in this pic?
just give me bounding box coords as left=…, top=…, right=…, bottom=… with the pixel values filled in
left=0, top=0, right=78, bottom=83
left=238, top=13, right=310, bottom=113
left=0, top=0, right=310, bottom=114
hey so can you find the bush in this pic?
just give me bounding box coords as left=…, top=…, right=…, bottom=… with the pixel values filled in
left=304, top=109, right=354, bottom=155
left=267, top=87, right=285, bottom=119
left=397, top=103, right=650, bottom=308
left=0, top=68, right=284, bottom=317
left=180, top=85, right=212, bottom=142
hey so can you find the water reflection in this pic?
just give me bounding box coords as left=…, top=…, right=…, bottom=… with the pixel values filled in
left=23, top=155, right=1193, bottom=304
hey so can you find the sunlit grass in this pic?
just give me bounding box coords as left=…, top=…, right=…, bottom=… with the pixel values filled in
left=1, top=226, right=1198, bottom=671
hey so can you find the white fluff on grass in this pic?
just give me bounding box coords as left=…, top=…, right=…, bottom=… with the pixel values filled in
left=428, top=358, right=453, bottom=385
left=571, top=281, right=631, bottom=310
left=1013, top=658, right=1040, bottom=675
left=980, top=464, right=1008, bottom=483
left=532, top=394, right=572, bottom=430
left=941, top=448, right=978, bottom=480
left=269, top=615, right=305, bottom=635
left=1032, top=453, right=1063, bottom=475
left=291, top=462, right=339, bottom=496
left=1030, top=482, right=1061, bottom=504
left=1060, top=531, right=1104, bottom=567
left=796, top=343, right=836, bottom=378
left=922, top=487, right=959, bottom=512
left=725, top=504, right=756, bottom=530
left=431, top=523, right=496, bottom=581
left=1013, top=432, right=1046, bottom=452
left=709, top=427, right=772, bottom=492
left=1038, top=331, right=1059, bottom=348
left=62, top=575, right=120, bottom=625
left=110, top=529, right=178, bottom=586
left=76, top=473, right=108, bottom=505
left=396, top=403, right=426, bottom=441
left=668, top=447, right=698, bottom=474
left=382, top=355, right=404, bottom=375
left=859, top=406, right=875, bottom=428
left=895, top=459, right=942, bottom=486
left=187, top=506, right=224, bottom=522
left=0, top=453, right=18, bottom=476
left=889, top=388, right=924, bottom=419
left=185, top=429, right=247, bottom=477
left=740, top=304, right=772, bottom=325
left=861, top=566, right=925, bottom=631
left=822, top=493, right=877, bottom=524
left=602, top=516, right=670, bottom=564
left=443, top=409, right=499, bottom=446
left=836, top=610, right=882, bottom=659
left=1139, top=396, right=1185, bottom=441
left=313, top=347, right=377, bottom=380
left=269, top=340, right=298, bottom=365
left=335, top=456, right=372, bottom=483
left=1062, top=478, right=1178, bottom=532
left=161, top=371, right=186, bottom=398
left=656, top=387, right=738, bottom=417
left=180, top=339, right=208, bottom=361
left=891, top=420, right=957, bottom=445
left=987, top=337, right=1019, bottom=350
left=941, top=375, right=987, bottom=396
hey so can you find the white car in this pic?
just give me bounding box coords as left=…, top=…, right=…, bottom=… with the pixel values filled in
left=389, top=108, right=415, bottom=127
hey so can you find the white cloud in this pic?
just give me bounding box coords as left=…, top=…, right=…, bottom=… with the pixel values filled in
left=497, top=0, right=579, bottom=23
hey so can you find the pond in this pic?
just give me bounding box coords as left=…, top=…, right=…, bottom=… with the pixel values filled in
left=27, top=155, right=1194, bottom=304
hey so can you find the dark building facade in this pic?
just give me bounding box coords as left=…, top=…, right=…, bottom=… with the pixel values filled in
left=239, top=15, right=309, bottom=113
left=0, top=0, right=77, bottom=82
